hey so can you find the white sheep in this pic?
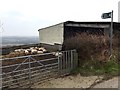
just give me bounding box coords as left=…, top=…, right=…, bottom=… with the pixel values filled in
left=14, top=49, right=21, bottom=52
left=35, top=47, right=38, bottom=49
left=52, top=52, right=62, bottom=57
left=24, top=50, right=29, bottom=55
left=14, top=49, right=19, bottom=52
left=30, top=47, right=34, bottom=50
left=26, top=49, right=31, bottom=52
left=31, top=49, right=37, bottom=54
left=41, top=47, right=47, bottom=52
left=38, top=47, right=47, bottom=52
left=38, top=47, right=43, bottom=51
left=14, top=47, right=47, bottom=55
left=37, top=51, right=43, bottom=54
left=42, top=48, right=47, bottom=52
left=14, top=49, right=24, bottom=52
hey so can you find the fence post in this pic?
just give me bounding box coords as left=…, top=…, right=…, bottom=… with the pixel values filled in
left=28, top=56, right=31, bottom=88
left=58, top=53, right=60, bottom=70
left=73, top=50, right=78, bottom=69
left=71, top=50, right=73, bottom=70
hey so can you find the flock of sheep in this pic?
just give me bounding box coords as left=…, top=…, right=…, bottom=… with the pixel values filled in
left=1, top=47, right=48, bottom=58
left=1, top=47, right=62, bottom=58
left=14, top=47, right=47, bottom=55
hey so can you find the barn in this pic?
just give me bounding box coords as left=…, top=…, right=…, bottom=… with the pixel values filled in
left=38, top=21, right=120, bottom=50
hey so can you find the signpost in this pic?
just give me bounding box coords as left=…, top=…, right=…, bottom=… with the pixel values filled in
left=101, top=10, right=113, bottom=56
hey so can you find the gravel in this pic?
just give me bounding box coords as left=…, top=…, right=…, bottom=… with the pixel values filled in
left=32, top=74, right=103, bottom=88
left=93, top=77, right=119, bottom=88
left=32, top=74, right=119, bottom=88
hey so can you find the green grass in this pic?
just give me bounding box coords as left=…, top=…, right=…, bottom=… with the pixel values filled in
left=103, top=60, right=119, bottom=75
left=72, top=57, right=119, bottom=76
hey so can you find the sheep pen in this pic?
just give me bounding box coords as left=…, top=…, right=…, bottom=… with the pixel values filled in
left=1, top=46, right=65, bottom=88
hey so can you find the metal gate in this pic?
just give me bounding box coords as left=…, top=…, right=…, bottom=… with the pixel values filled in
left=0, top=49, right=78, bottom=88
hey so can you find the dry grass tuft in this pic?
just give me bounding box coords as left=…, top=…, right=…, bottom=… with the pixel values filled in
left=63, top=33, right=119, bottom=65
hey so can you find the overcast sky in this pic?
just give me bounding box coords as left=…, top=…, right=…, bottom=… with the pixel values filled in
left=0, top=0, right=119, bottom=36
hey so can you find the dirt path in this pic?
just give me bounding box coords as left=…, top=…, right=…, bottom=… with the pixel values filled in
left=93, top=77, right=119, bottom=88
left=32, top=74, right=104, bottom=88
left=32, top=74, right=119, bottom=88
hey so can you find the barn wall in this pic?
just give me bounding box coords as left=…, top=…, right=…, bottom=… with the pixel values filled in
left=39, top=23, right=64, bottom=45
left=64, top=26, right=105, bottom=39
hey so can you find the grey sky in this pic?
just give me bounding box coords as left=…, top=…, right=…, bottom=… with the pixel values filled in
left=0, top=0, right=119, bottom=36
left=118, top=1, right=120, bottom=22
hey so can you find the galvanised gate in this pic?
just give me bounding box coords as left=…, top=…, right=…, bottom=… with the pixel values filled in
left=0, top=49, right=78, bottom=88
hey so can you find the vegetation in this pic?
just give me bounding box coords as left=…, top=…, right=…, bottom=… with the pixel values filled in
left=63, top=33, right=120, bottom=76
left=72, top=56, right=119, bottom=76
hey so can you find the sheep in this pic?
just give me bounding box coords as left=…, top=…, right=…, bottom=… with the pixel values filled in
left=38, top=47, right=46, bottom=52
left=9, top=51, right=25, bottom=57
left=14, top=49, right=19, bottom=52
left=52, top=52, right=56, bottom=55
left=35, top=47, right=38, bottom=49
left=0, top=55, right=3, bottom=59
left=31, top=49, right=37, bottom=54
left=14, top=49, right=20, bottom=52
left=52, top=52, right=62, bottom=57
left=24, top=50, right=29, bottom=55
left=14, top=49, right=25, bottom=52
left=38, top=47, right=43, bottom=51
left=13, top=47, right=47, bottom=56
left=42, top=48, right=47, bottom=52
left=38, top=47, right=47, bottom=52
left=26, top=49, right=31, bottom=52
left=30, top=47, right=34, bottom=50
left=37, top=51, right=43, bottom=54
left=56, top=52, right=62, bottom=57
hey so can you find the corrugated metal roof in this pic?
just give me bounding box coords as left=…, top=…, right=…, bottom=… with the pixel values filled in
left=38, top=21, right=120, bottom=31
